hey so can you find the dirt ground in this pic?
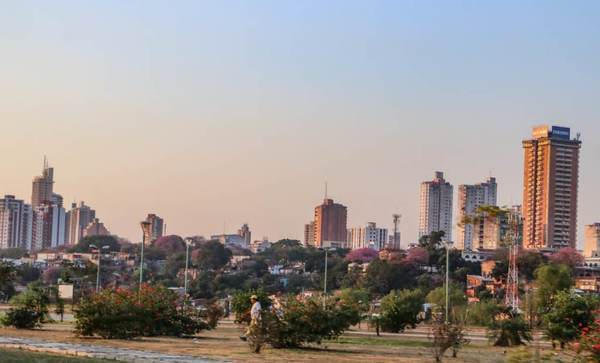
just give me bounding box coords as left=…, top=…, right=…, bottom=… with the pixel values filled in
left=0, top=322, right=574, bottom=363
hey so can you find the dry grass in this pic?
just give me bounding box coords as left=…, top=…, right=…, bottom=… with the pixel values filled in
left=0, top=322, right=572, bottom=363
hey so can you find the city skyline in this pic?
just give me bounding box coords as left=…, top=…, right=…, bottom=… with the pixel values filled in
left=1, top=2, right=599, bottom=247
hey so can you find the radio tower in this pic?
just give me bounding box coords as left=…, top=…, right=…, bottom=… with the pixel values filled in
left=391, top=214, right=401, bottom=249
left=505, top=211, right=520, bottom=311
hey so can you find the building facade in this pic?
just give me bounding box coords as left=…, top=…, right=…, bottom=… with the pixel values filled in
left=522, top=125, right=581, bottom=249
left=83, top=218, right=111, bottom=237
left=238, top=224, right=251, bottom=246
left=456, top=177, right=498, bottom=250
left=66, top=202, right=96, bottom=245
left=34, top=202, right=66, bottom=249
left=314, top=198, right=347, bottom=248
left=584, top=224, right=600, bottom=258
left=144, top=214, right=164, bottom=243
left=31, top=160, right=54, bottom=208
left=419, top=171, right=454, bottom=240
left=0, top=195, right=33, bottom=250
left=303, top=221, right=315, bottom=247
left=347, top=222, right=388, bottom=250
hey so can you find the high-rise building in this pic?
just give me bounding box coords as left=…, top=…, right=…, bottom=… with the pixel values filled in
left=347, top=222, right=388, bottom=250
left=238, top=224, right=251, bottom=246
left=66, top=202, right=96, bottom=245
left=522, top=125, right=581, bottom=250
left=34, top=202, right=66, bottom=249
left=304, top=221, right=315, bottom=247
left=314, top=198, right=347, bottom=248
left=83, top=218, right=111, bottom=237
left=419, top=172, right=454, bottom=240
left=31, top=158, right=54, bottom=208
left=584, top=223, right=600, bottom=258
left=456, top=177, right=498, bottom=250
left=144, top=214, right=164, bottom=243
left=0, top=195, right=33, bottom=250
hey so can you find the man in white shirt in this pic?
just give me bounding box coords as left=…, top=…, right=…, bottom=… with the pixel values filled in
left=250, top=295, right=261, bottom=323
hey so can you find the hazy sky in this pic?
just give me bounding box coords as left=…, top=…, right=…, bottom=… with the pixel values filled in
left=1, top=1, right=599, bottom=247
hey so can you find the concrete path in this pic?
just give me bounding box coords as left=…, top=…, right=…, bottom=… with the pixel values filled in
left=0, top=336, right=229, bottom=363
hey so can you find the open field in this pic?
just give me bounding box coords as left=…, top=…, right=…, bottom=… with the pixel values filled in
left=0, top=320, right=576, bottom=363
left=0, top=347, right=111, bottom=363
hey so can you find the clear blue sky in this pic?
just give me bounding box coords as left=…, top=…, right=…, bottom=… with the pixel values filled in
left=1, top=1, right=599, bottom=246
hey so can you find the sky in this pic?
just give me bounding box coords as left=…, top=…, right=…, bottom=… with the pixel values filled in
left=1, top=1, right=599, bottom=247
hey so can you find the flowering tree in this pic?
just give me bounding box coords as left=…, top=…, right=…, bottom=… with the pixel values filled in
left=549, top=247, right=584, bottom=270
left=405, top=247, right=429, bottom=266
left=345, top=248, right=378, bottom=263
left=576, top=310, right=600, bottom=361
left=153, top=235, right=186, bottom=255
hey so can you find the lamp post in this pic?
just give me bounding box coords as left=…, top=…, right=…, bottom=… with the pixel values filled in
left=443, top=240, right=453, bottom=323
left=184, top=238, right=193, bottom=303
left=90, top=244, right=110, bottom=293
left=322, top=247, right=335, bottom=308
left=139, top=221, right=151, bottom=293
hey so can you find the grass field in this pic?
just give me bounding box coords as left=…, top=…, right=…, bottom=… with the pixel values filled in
left=0, top=322, right=576, bottom=363
left=0, top=348, right=110, bottom=363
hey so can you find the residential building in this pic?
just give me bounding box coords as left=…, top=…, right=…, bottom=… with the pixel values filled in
left=522, top=125, right=581, bottom=249
left=144, top=214, right=164, bottom=243
left=83, top=218, right=111, bottom=237
left=303, top=221, right=315, bottom=247
left=347, top=222, right=388, bottom=250
left=456, top=177, right=498, bottom=250
left=34, top=202, right=66, bottom=249
left=238, top=224, right=251, bottom=246
left=66, top=202, right=96, bottom=245
left=419, top=171, right=453, bottom=240
left=584, top=223, right=600, bottom=258
left=0, top=195, right=33, bottom=250
left=250, top=238, right=272, bottom=253
left=314, top=198, right=347, bottom=248
left=31, top=159, right=54, bottom=208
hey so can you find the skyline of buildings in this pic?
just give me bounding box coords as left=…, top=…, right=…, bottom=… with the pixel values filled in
left=0, top=125, right=596, bottom=253
left=522, top=125, right=581, bottom=250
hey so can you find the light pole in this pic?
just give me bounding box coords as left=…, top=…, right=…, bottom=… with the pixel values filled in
left=322, top=247, right=334, bottom=307
left=184, top=238, right=193, bottom=303
left=139, top=221, right=151, bottom=293
left=90, top=244, right=110, bottom=293
left=444, top=240, right=453, bottom=323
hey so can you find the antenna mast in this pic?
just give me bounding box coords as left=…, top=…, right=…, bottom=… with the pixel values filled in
left=505, top=210, right=520, bottom=311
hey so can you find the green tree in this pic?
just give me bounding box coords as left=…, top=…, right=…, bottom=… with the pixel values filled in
left=534, top=263, right=573, bottom=314
left=426, top=283, right=467, bottom=321
left=193, top=240, right=232, bottom=271
left=542, top=291, right=598, bottom=349
left=1, top=282, right=51, bottom=329
left=70, top=235, right=120, bottom=253
left=379, top=289, right=424, bottom=333
left=517, top=250, right=546, bottom=282
left=0, top=261, right=17, bottom=302
left=0, top=247, right=27, bottom=259
left=338, top=288, right=370, bottom=315
left=487, top=308, right=531, bottom=346
left=418, top=231, right=445, bottom=268
left=362, top=259, right=419, bottom=295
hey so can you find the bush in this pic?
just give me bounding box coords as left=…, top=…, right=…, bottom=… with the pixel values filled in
left=487, top=308, right=532, bottom=346
left=1, top=283, right=51, bottom=329
left=379, top=289, right=424, bottom=333
left=543, top=291, right=598, bottom=349
left=74, top=284, right=214, bottom=339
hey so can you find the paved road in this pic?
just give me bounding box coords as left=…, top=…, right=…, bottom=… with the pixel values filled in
left=0, top=336, right=229, bottom=363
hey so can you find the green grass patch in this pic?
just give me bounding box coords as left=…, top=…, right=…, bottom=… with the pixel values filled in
left=333, top=336, right=433, bottom=348
left=0, top=348, right=111, bottom=363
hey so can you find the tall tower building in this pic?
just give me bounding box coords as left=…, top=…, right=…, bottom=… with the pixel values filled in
left=34, top=202, right=66, bottom=249
left=31, top=158, right=54, bottom=208
left=419, top=172, right=454, bottom=240
left=144, top=214, right=164, bottom=243
left=66, top=202, right=96, bottom=245
left=314, top=198, right=347, bottom=248
left=584, top=223, right=600, bottom=258
left=522, top=125, right=581, bottom=250
left=238, top=223, right=251, bottom=247
left=456, top=177, right=498, bottom=250
left=0, top=195, right=33, bottom=250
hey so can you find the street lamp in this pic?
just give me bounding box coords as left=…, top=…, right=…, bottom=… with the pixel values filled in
left=139, top=221, right=151, bottom=293
left=89, top=244, right=110, bottom=293
left=321, top=246, right=335, bottom=307
left=443, top=239, right=454, bottom=323
left=184, top=237, right=193, bottom=303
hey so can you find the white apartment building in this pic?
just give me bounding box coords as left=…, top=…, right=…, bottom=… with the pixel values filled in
left=456, top=177, right=498, bottom=250
left=347, top=222, right=388, bottom=250
left=419, top=172, right=454, bottom=240
left=0, top=195, right=33, bottom=250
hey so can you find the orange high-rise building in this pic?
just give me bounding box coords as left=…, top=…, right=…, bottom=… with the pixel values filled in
left=522, top=125, right=581, bottom=250
left=314, top=198, right=347, bottom=248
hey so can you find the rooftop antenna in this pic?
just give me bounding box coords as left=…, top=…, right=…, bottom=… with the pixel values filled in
left=324, top=182, right=328, bottom=200
left=43, top=155, right=48, bottom=170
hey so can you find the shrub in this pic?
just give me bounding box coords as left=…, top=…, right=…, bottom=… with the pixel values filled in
left=543, top=291, right=598, bottom=349
left=379, top=289, right=424, bottom=333
left=487, top=308, right=532, bottom=346
left=74, top=284, right=214, bottom=339
left=1, top=283, right=51, bottom=329
left=575, top=310, right=600, bottom=361
left=429, top=316, right=469, bottom=362
left=231, top=289, right=271, bottom=324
